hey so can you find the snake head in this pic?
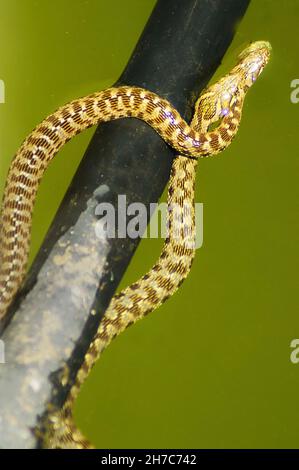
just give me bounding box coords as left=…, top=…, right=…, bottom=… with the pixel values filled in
left=193, top=40, right=271, bottom=136
left=237, top=40, right=271, bottom=89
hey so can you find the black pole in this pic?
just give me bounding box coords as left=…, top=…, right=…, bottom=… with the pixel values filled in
left=0, top=0, right=250, bottom=449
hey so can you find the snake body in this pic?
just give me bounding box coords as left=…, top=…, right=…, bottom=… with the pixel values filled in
left=0, top=41, right=271, bottom=448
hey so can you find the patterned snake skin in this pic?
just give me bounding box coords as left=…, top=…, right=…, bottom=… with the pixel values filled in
left=0, top=41, right=271, bottom=447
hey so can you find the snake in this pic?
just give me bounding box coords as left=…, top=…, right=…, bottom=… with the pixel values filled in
left=0, top=41, right=271, bottom=448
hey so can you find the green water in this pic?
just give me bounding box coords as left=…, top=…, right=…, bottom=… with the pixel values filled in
left=1, top=0, right=299, bottom=448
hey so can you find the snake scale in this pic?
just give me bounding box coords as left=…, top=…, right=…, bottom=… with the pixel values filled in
left=0, top=41, right=271, bottom=448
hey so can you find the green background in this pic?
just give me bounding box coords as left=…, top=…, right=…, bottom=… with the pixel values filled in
left=0, top=0, right=298, bottom=448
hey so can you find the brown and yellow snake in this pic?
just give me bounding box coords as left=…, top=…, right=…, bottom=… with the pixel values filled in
left=0, top=41, right=271, bottom=448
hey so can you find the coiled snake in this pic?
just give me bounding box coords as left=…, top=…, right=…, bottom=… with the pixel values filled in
left=0, top=41, right=271, bottom=448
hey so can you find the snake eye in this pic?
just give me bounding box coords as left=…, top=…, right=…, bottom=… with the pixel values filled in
left=239, top=40, right=271, bottom=87
left=247, top=58, right=265, bottom=85
left=221, top=108, right=229, bottom=116
left=249, top=61, right=260, bottom=75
